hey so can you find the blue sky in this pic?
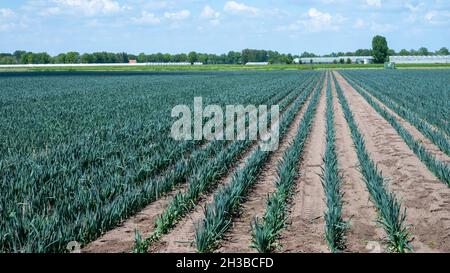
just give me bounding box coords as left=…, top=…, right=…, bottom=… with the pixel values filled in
left=0, top=0, right=449, bottom=55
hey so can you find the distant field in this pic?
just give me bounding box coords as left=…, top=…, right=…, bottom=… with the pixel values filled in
left=1, top=63, right=450, bottom=72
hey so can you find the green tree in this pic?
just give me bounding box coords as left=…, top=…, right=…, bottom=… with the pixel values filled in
left=13, top=50, right=27, bottom=63
left=418, top=47, right=429, bottom=56
left=188, top=51, right=198, bottom=64
left=66, top=52, right=80, bottom=63
left=346, top=58, right=352, bottom=64
left=372, top=35, right=389, bottom=63
left=399, top=49, right=410, bottom=56
left=81, top=53, right=93, bottom=63
left=436, top=47, right=449, bottom=55
left=55, top=53, right=67, bottom=63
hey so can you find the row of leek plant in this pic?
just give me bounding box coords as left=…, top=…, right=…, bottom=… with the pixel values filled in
left=321, top=73, right=347, bottom=252
left=341, top=72, right=450, bottom=158
left=342, top=75, right=450, bottom=186
left=332, top=73, right=411, bottom=253
left=194, top=73, right=325, bottom=253
left=249, top=72, right=326, bottom=253
left=133, top=74, right=321, bottom=252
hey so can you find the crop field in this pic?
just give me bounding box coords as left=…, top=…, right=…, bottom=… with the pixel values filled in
left=0, top=69, right=449, bottom=253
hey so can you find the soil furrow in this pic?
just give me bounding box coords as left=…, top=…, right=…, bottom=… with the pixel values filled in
left=346, top=78, right=450, bottom=164
left=278, top=76, right=328, bottom=253
left=330, top=76, right=385, bottom=253
left=82, top=184, right=188, bottom=253
left=217, top=82, right=317, bottom=253
left=334, top=71, right=450, bottom=253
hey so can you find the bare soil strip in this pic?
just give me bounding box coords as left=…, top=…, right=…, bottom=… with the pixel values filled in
left=278, top=77, right=328, bottom=253
left=334, top=71, right=450, bottom=253
left=217, top=84, right=317, bottom=253
left=330, top=77, right=385, bottom=253
left=83, top=184, right=187, bottom=253
left=150, top=80, right=319, bottom=253
left=351, top=82, right=450, bottom=164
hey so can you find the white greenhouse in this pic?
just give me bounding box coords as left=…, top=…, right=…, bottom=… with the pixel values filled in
left=389, top=56, right=450, bottom=64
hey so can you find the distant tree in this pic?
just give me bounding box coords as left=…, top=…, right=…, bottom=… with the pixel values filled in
left=409, top=49, right=418, bottom=56
left=399, top=49, right=410, bottom=56
left=418, top=47, right=430, bottom=56
left=388, top=49, right=396, bottom=56
left=339, top=58, right=345, bottom=64
left=333, top=60, right=338, bottom=64
left=55, top=53, right=67, bottom=64
left=301, top=51, right=317, bottom=58
left=81, top=53, right=94, bottom=63
left=0, top=55, right=15, bottom=64
left=66, top=52, right=80, bottom=63
left=346, top=58, right=352, bottom=64
left=188, top=51, right=198, bottom=64
left=436, top=47, right=449, bottom=55
left=372, top=35, right=389, bottom=63
left=355, top=49, right=372, bottom=56
left=13, top=50, right=27, bottom=64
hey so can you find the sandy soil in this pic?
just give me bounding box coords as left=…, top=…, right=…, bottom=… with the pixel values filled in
left=82, top=184, right=187, bottom=253
left=330, top=77, right=386, bottom=253
left=334, top=71, right=450, bottom=253
left=277, top=76, right=328, bottom=253
left=217, top=81, right=317, bottom=253
left=351, top=82, right=450, bottom=164
left=149, top=81, right=316, bottom=253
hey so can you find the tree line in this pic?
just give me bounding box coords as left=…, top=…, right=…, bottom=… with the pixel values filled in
left=1, top=45, right=448, bottom=65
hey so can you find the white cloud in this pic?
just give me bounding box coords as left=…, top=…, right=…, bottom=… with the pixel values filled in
left=366, top=0, right=381, bottom=8
left=278, top=8, right=345, bottom=32
left=131, top=11, right=160, bottom=25
left=354, top=18, right=366, bottom=28
left=224, top=1, right=259, bottom=16
left=200, top=5, right=220, bottom=26
left=0, top=8, right=16, bottom=31
left=0, top=8, right=15, bottom=18
left=201, top=5, right=220, bottom=19
left=164, top=9, right=191, bottom=20
left=424, top=10, right=450, bottom=24
left=52, top=0, right=122, bottom=16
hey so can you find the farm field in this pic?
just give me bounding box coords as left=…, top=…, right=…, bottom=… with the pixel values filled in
left=0, top=69, right=449, bottom=253
left=1, top=63, right=450, bottom=73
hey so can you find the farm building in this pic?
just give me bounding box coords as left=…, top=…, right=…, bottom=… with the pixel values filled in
left=389, top=55, right=450, bottom=64
left=296, top=56, right=374, bottom=64
left=245, top=62, right=269, bottom=65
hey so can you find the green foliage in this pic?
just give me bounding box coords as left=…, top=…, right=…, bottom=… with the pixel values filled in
left=188, top=51, right=198, bottom=64
left=342, top=74, right=450, bottom=186
left=250, top=73, right=325, bottom=253
left=333, top=73, right=411, bottom=253
left=321, top=74, right=347, bottom=252
left=130, top=73, right=321, bottom=252
left=340, top=70, right=450, bottom=137
left=342, top=71, right=450, bottom=157
left=0, top=71, right=319, bottom=252
left=194, top=73, right=325, bottom=253
left=372, top=35, right=389, bottom=63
